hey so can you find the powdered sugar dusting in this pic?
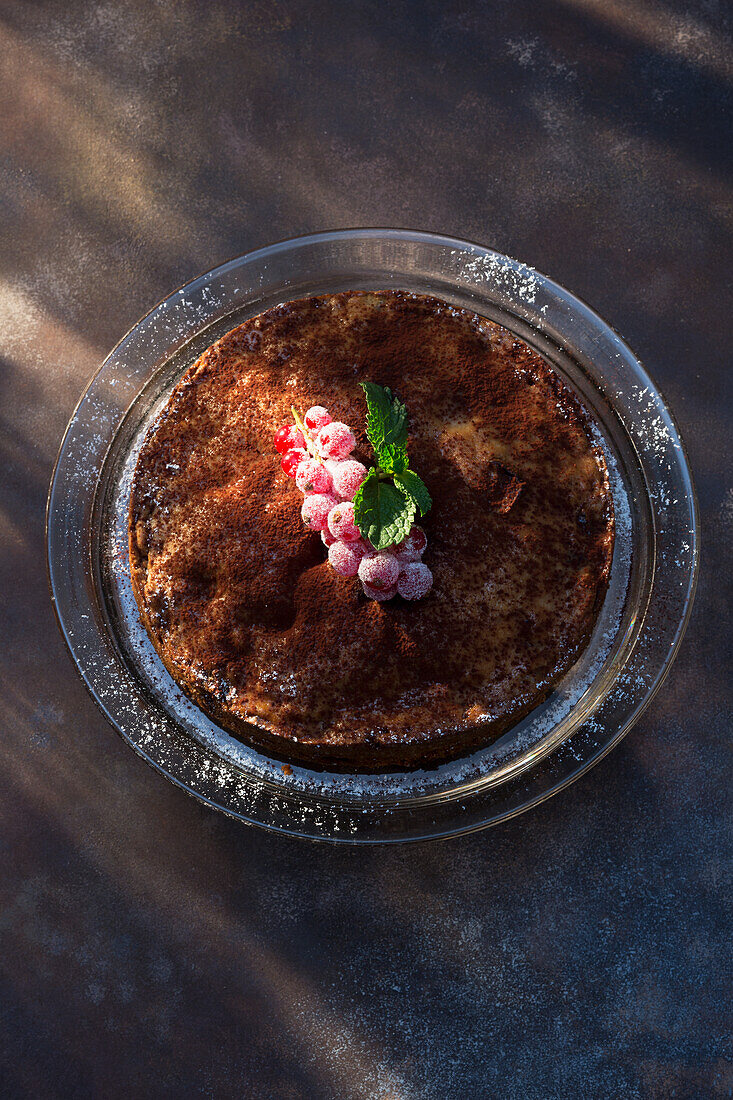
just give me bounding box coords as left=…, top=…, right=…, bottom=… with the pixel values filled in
left=451, top=249, right=541, bottom=305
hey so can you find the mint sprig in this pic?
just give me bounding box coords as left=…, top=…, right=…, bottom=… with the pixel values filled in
left=353, top=383, right=432, bottom=550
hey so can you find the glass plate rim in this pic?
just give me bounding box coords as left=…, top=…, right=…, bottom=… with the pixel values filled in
left=46, top=228, right=699, bottom=843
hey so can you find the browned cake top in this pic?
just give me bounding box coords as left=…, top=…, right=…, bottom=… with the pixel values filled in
left=129, top=291, right=614, bottom=769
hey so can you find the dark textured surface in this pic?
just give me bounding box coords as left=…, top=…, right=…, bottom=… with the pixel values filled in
left=0, top=1, right=730, bottom=1096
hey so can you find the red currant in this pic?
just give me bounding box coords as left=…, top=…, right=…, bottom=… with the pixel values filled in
left=274, top=424, right=305, bottom=454
left=328, top=540, right=363, bottom=577
left=358, top=553, right=400, bottom=590
left=327, top=501, right=361, bottom=542
left=331, top=459, right=367, bottom=501
left=295, top=459, right=333, bottom=495
left=281, top=448, right=307, bottom=477
left=395, top=525, right=427, bottom=563
left=362, top=581, right=398, bottom=602
left=316, top=422, right=356, bottom=461
left=301, top=493, right=339, bottom=532
left=397, top=562, right=433, bottom=600
left=304, top=406, right=332, bottom=432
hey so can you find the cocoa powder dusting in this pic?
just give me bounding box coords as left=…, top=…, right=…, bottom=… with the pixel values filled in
left=128, top=291, right=614, bottom=770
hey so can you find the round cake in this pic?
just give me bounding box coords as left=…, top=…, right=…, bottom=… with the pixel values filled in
left=128, top=291, right=614, bottom=770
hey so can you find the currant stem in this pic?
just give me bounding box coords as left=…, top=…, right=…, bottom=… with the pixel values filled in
left=291, top=406, right=323, bottom=464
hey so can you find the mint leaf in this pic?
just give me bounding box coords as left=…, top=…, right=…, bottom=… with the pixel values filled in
left=394, top=469, right=432, bottom=516
left=354, top=469, right=417, bottom=550
left=379, top=441, right=409, bottom=476
left=382, top=391, right=407, bottom=448
left=360, top=382, right=407, bottom=463
left=356, top=383, right=431, bottom=551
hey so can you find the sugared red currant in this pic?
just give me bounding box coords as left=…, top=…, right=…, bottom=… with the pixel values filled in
left=304, top=406, right=332, bottom=432
left=358, top=553, right=400, bottom=590
left=327, top=501, right=361, bottom=542
left=395, top=525, right=428, bottom=563
left=352, top=538, right=372, bottom=559
left=397, top=562, right=433, bottom=600
left=301, top=493, right=339, bottom=532
left=362, top=581, right=398, bottom=602
left=281, top=448, right=308, bottom=477
left=328, top=540, right=363, bottom=577
left=274, top=424, right=305, bottom=454
left=321, top=528, right=338, bottom=548
left=316, top=421, right=356, bottom=461
left=295, top=458, right=332, bottom=494
left=331, top=459, right=367, bottom=501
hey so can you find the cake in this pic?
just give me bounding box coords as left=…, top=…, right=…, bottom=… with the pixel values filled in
left=128, top=291, right=614, bottom=770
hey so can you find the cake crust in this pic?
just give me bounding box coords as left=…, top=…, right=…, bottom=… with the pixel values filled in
left=129, top=291, right=614, bottom=770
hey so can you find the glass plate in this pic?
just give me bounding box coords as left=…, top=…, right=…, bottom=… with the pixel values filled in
left=46, top=230, right=698, bottom=842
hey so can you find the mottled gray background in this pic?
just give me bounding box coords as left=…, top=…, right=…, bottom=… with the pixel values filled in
left=1, top=1, right=731, bottom=1097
